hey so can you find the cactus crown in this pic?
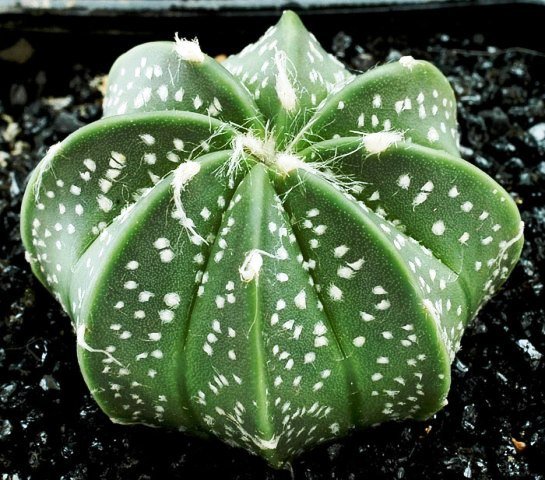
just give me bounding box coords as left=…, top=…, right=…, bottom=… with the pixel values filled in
left=21, top=11, right=523, bottom=468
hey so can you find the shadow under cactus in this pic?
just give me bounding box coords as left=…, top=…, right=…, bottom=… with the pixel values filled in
left=1, top=11, right=544, bottom=480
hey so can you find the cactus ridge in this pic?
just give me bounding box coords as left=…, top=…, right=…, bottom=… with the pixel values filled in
left=20, top=11, right=524, bottom=468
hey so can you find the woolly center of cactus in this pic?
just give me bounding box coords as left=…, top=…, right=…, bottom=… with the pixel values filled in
left=230, top=132, right=304, bottom=176
left=227, top=131, right=404, bottom=186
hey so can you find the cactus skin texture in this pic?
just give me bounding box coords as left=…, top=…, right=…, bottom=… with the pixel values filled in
left=20, top=11, right=524, bottom=468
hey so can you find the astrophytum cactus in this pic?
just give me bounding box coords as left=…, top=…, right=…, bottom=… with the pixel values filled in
left=21, top=11, right=524, bottom=468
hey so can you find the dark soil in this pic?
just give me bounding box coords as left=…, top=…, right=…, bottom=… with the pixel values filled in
left=1, top=14, right=544, bottom=480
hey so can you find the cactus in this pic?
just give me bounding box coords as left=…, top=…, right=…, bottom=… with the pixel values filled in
left=20, top=11, right=524, bottom=468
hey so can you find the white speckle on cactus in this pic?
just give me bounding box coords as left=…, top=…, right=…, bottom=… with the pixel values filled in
left=461, top=201, right=474, bottom=212
left=110, top=151, right=126, bottom=167
left=138, top=291, right=154, bottom=302
left=419, top=104, right=427, bottom=119
left=313, top=224, right=327, bottom=235
left=347, top=258, right=364, bottom=271
left=159, top=249, right=174, bottom=263
left=193, top=95, right=203, bottom=110
left=154, top=238, right=170, bottom=249
left=157, top=85, right=168, bottom=102
left=142, top=154, right=158, bottom=168
left=167, top=152, right=180, bottom=163
left=275, top=246, right=288, bottom=260
left=333, top=245, right=349, bottom=258
left=70, top=184, right=81, bottom=196
left=368, top=191, right=380, bottom=201
left=432, top=220, right=446, bottom=236
left=173, top=138, right=185, bottom=151
left=97, top=194, right=113, bottom=212
left=294, top=289, right=307, bottom=309
left=427, top=126, right=439, bottom=142
left=276, top=272, right=289, bottom=282
left=99, top=178, right=113, bottom=193
left=337, top=266, right=355, bottom=279
left=448, top=186, right=460, bottom=198
left=119, top=331, right=132, bottom=340
left=397, top=174, right=411, bottom=189
left=328, top=284, right=343, bottom=301
left=376, top=300, right=391, bottom=311
left=239, top=249, right=264, bottom=282
left=159, top=310, right=174, bottom=323
left=303, top=352, right=316, bottom=364
left=459, top=232, right=470, bottom=244
left=83, top=158, right=96, bottom=171
left=394, top=99, right=404, bottom=114
left=163, top=292, right=181, bottom=308
left=173, top=34, right=205, bottom=63
left=124, top=280, right=138, bottom=290
left=353, top=336, right=366, bottom=347
left=174, top=88, right=184, bottom=102
left=139, top=134, right=155, bottom=146
left=357, top=113, right=365, bottom=127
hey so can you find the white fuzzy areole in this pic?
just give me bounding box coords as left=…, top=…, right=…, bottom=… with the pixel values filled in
left=174, top=34, right=205, bottom=63
left=239, top=249, right=264, bottom=282
left=362, top=131, right=404, bottom=155
left=399, top=55, right=418, bottom=70
left=275, top=152, right=305, bottom=174
left=232, top=133, right=274, bottom=164
left=172, top=161, right=205, bottom=243
left=33, top=142, right=61, bottom=202
left=274, top=50, right=297, bottom=112
left=173, top=160, right=201, bottom=193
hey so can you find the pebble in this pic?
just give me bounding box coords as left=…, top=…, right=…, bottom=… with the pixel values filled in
left=529, top=123, right=545, bottom=142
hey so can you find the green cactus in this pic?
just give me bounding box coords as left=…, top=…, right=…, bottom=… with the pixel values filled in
left=20, top=11, right=524, bottom=468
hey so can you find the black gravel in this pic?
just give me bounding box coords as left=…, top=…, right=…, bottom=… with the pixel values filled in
left=1, top=16, right=544, bottom=480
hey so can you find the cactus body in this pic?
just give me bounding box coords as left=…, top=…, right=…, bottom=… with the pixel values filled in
left=20, top=11, right=523, bottom=468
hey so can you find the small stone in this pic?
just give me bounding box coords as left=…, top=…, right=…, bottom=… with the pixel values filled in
left=511, top=437, right=527, bottom=453
left=529, top=123, right=545, bottom=142
left=39, top=375, right=60, bottom=391
left=0, top=419, right=12, bottom=440
left=516, top=339, right=542, bottom=367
